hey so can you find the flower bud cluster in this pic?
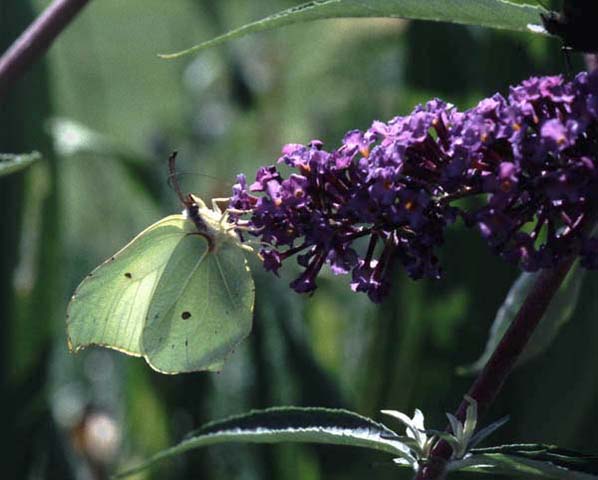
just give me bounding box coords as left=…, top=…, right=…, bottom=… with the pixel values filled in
left=230, top=72, right=598, bottom=302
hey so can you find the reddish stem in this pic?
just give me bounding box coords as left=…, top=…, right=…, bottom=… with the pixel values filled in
left=418, top=55, right=598, bottom=480
left=0, top=0, right=91, bottom=102
left=416, top=256, right=576, bottom=480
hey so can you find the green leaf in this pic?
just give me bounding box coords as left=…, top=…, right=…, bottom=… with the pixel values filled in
left=67, top=205, right=255, bottom=374
left=161, top=0, right=546, bottom=59
left=453, top=444, right=598, bottom=479
left=114, top=406, right=414, bottom=478
left=468, top=416, right=510, bottom=449
left=0, top=152, right=41, bottom=177
left=459, top=264, right=585, bottom=375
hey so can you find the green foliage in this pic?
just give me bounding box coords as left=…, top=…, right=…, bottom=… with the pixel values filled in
left=456, top=444, right=598, bottom=479
left=460, top=264, right=586, bottom=374
left=0, top=152, right=41, bottom=177
left=1, top=3, right=59, bottom=479
left=162, top=0, right=545, bottom=59
left=115, top=405, right=598, bottom=479
left=5, top=0, right=597, bottom=478
left=114, top=406, right=412, bottom=477
left=67, top=213, right=254, bottom=374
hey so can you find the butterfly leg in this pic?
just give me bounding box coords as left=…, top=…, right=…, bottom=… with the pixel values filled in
left=226, top=208, right=253, bottom=215
left=211, top=197, right=232, bottom=214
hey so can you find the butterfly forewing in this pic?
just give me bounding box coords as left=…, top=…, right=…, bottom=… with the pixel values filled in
left=67, top=215, right=192, bottom=356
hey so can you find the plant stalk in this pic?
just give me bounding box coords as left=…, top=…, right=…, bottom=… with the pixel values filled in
left=0, top=0, right=91, bottom=103
left=415, top=255, right=576, bottom=480
left=418, top=45, right=598, bottom=474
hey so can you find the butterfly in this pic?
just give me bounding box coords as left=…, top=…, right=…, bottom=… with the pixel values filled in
left=540, top=0, right=598, bottom=54
left=66, top=153, right=255, bottom=374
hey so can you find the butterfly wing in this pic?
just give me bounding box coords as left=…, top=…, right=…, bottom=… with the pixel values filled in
left=142, top=238, right=254, bottom=374
left=67, top=215, right=192, bottom=356
left=68, top=206, right=255, bottom=374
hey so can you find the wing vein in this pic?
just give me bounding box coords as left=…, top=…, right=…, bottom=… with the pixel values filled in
left=169, top=247, right=209, bottom=311
left=214, top=253, right=238, bottom=310
left=123, top=279, right=143, bottom=351
left=103, top=284, right=128, bottom=343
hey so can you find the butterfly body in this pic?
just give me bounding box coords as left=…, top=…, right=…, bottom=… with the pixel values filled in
left=184, top=194, right=250, bottom=254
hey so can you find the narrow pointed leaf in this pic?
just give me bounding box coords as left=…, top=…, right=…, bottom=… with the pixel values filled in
left=161, top=0, right=545, bottom=59
left=459, top=264, right=585, bottom=374
left=463, top=398, right=478, bottom=444
left=0, top=152, right=41, bottom=177
left=468, top=416, right=510, bottom=449
left=412, top=409, right=425, bottom=431
left=379, top=434, right=421, bottom=451
left=447, top=413, right=463, bottom=439
left=451, top=444, right=598, bottom=479
left=114, top=407, right=415, bottom=478
left=429, top=430, right=461, bottom=454
left=382, top=409, right=424, bottom=445
left=472, top=445, right=598, bottom=474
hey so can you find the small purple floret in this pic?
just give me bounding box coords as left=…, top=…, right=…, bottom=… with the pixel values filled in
left=229, top=71, right=598, bottom=303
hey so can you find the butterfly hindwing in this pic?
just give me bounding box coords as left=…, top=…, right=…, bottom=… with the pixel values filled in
left=142, top=234, right=254, bottom=374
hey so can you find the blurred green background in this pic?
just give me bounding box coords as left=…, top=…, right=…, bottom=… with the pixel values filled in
left=2, top=1, right=597, bottom=479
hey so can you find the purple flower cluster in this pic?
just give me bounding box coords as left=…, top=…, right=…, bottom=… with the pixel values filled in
left=230, top=71, right=598, bottom=302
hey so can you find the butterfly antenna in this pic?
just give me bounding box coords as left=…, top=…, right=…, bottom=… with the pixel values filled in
left=168, top=151, right=187, bottom=207
left=168, top=151, right=216, bottom=251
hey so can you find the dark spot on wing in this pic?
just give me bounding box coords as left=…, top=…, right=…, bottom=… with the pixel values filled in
left=185, top=339, right=188, bottom=347
left=181, top=311, right=191, bottom=320
left=124, top=272, right=132, bottom=279
left=110, top=256, right=115, bottom=261
left=87, top=273, right=93, bottom=277
left=171, top=344, right=175, bottom=349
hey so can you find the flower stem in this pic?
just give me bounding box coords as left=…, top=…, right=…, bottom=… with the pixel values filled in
left=418, top=66, right=598, bottom=473
left=415, top=255, right=576, bottom=480
left=0, top=0, right=91, bottom=102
